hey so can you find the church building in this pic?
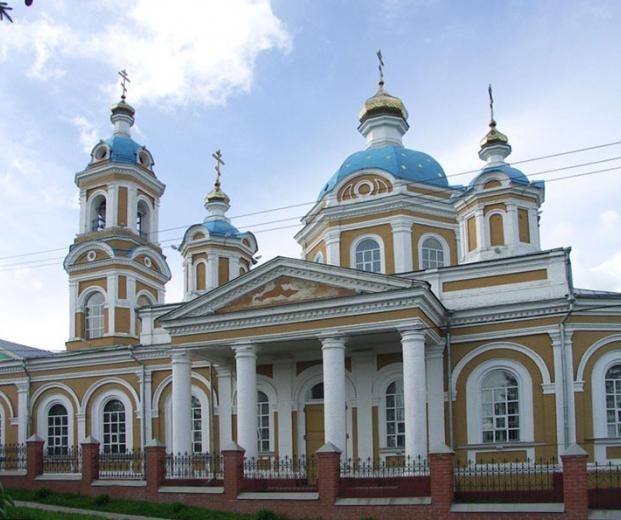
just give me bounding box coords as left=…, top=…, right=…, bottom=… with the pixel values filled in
left=1, top=68, right=621, bottom=472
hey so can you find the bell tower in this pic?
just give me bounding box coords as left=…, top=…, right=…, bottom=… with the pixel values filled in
left=63, top=75, right=171, bottom=350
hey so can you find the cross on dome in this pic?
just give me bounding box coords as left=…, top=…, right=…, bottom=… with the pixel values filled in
left=118, top=69, right=130, bottom=101
left=205, top=148, right=230, bottom=205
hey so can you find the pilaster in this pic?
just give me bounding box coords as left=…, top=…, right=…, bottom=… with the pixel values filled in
left=233, top=344, right=258, bottom=458
left=401, top=328, right=427, bottom=460
left=391, top=219, right=413, bottom=273
left=171, top=350, right=192, bottom=454
left=321, top=336, right=347, bottom=452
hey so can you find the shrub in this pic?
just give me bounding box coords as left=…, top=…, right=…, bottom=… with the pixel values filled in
left=170, top=501, right=188, bottom=513
left=255, top=509, right=279, bottom=520
left=0, top=484, right=13, bottom=519
left=33, top=488, right=53, bottom=500
left=93, top=493, right=111, bottom=507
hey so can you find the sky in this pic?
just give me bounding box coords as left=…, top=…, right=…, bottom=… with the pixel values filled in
left=1, top=0, right=621, bottom=350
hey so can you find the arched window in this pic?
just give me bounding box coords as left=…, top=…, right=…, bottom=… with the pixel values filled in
left=606, top=364, right=621, bottom=438
left=195, top=262, right=206, bottom=291
left=192, top=396, right=203, bottom=453
left=47, top=404, right=69, bottom=455
left=91, top=196, right=106, bottom=231
left=310, top=382, right=324, bottom=400
left=386, top=380, right=405, bottom=448
left=135, top=294, right=153, bottom=337
left=257, top=391, right=270, bottom=453
left=481, top=369, right=519, bottom=442
left=102, top=399, right=126, bottom=453
left=85, top=292, right=105, bottom=339
left=314, top=252, right=324, bottom=264
left=421, top=236, right=445, bottom=269
left=489, top=214, right=505, bottom=246
left=355, top=238, right=381, bottom=273
left=137, top=200, right=150, bottom=239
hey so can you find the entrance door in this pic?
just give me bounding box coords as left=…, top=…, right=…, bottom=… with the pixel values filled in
left=304, top=404, right=324, bottom=456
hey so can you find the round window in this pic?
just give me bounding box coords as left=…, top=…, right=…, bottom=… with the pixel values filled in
left=86, top=250, right=97, bottom=262
left=94, top=146, right=108, bottom=161
left=138, top=151, right=150, bottom=167
left=143, top=257, right=152, bottom=268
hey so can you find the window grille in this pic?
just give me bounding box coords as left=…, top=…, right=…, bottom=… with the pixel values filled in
left=386, top=380, right=405, bottom=448
left=421, top=237, right=445, bottom=269
left=257, top=391, right=270, bottom=453
left=482, top=370, right=520, bottom=443
left=47, top=404, right=69, bottom=455
left=192, top=396, right=203, bottom=453
left=355, top=238, right=381, bottom=273
left=85, top=292, right=105, bottom=339
left=103, top=399, right=126, bottom=454
left=606, top=365, right=621, bottom=437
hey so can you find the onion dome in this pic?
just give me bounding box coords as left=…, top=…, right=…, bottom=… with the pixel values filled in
left=480, top=119, right=509, bottom=148
left=358, top=83, right=409, bottom=124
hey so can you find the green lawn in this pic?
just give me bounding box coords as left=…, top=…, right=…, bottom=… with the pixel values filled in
left=9, top=507, right=112, bottom=519
left=7, top=488, right=288, bottom=520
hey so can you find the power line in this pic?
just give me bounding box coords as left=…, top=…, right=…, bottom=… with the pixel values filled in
left=1, top=145, right=621, bottom=266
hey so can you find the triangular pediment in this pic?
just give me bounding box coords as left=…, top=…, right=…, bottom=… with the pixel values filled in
left=160, top=256, right=414, bottom=321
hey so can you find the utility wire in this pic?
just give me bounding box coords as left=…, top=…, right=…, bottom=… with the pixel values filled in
left=1, top=148, right=621, bottom=267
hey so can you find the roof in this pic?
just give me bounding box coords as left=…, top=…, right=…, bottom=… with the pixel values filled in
left=0, top=339, right=53, bottom=360
left=318, top=145, right=448, bottom=199
left=103, top=134, right=143, bottom=164
left=203, top=218, right=243, bottom=238
left=465, top=164, right=545, bottom=192
left=574, top=288, right=621, bottom=298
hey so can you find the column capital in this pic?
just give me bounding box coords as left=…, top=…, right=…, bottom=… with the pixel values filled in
left=171, top=349, right=191, bottom=363
left=425, top=344, right=445, bottom=360
left=232, top=343, right=256, bottom=359
left=214, top=363, right=233, bottom=377
left=320, top=335, right=346, bottom=351
left=399, top=328, right=426, bottom=343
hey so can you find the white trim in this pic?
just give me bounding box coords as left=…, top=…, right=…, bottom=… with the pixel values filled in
left=576, top=334, right=621, bottom=384
left=417, top=232, right=450, bottom=270
left=591, top=350, right=621, bottom=462
left=485, top=209, right=507, bottom=247
left=151, top=371, right=216, bottom=418
left=77, top=286, right=107, bottom=309
left=256, top=375, right=278, bottom=454
left=313, top=252, right=324, bottom=264
left=86, top=190, right=108, bottom=232
left=192, top=258, right=208, bottom=292
left=451, top=342, right=552, bottom=397
left=349, top=233, right=385, bottom=273
left=31, top=383, right=81, bottom=417
left=465, top=358, right=534, bottom=447
left=91, top=389, right=134, bottom=452
left=81, top=378, right=140, bottom=415
left=0, top=391, right=16, bottom=426
left=36, top=393, right=75, bottom=449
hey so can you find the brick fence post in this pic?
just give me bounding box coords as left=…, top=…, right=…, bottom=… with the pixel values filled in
left=429, top=447, right=455, bottom=519
left=222, top=442, right=245, bottom=500
left=145, top=439, right=166, bottom=497
left=316, top=442, right=341, bottom=507
left=80, top=436, right=100, bottom=493
left=561, top=444, right=589, bottom=520
left=26, top=434, right=44, bottom=482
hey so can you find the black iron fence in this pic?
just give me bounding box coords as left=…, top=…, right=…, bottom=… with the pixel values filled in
left=0, top=444, right=26, bottom=472
left=454, top=457, right=563, bottom=503
left=588, top=461, right=621, bottom=509
left=243, top=455, right=317, bottom=492
left=99, top=450, right=144, bottom=480
left=43, top=447, right=81, bottom=473
left=164, top=452, right=223, bottom=481
left=340, top=455, right=429, bottom=477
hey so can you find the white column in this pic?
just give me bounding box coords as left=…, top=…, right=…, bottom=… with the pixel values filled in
left=16, top=380, right=30, bottom=444
left=273, top=359, right=294, bottom=458
left=127, top=187, right=137, bottom=232
left=153, top=199, right=161, bottom=245
left=107, top=185, right=118, bottom=228
left=207, top=255, right=219, bottom=290
left=216, top=366, right=233, bottom=450
left=229, top=256, right=240, bottom=281
left=69, top=281, right=78, bottom=340
left=171, top=351, right=192, bottom=454
left=506, top=203, right=518, bottom=249
left=351, top=350, right=375, bottom=460
left=107, top=274, right=117, bottom=335
left=529, top=208, right=540, bottom=249
left=77, top=414, right=86, bottom=443
left=321, top=336, right=347, bottom=452
left=234, top=344, right=258, bottom=458
left=401, top=329, right=427, bottom=460
left=79, top=190, right=87, bottom=233
left=325, top=230, right=341, bottom=266
left=143, top=369, right=153, bottom=445
left=426, top=345, right=446, bottom=451
left=391, top=220, right=413, bottom=273
left=550, top=332, right=566, bottom=454
left=475, top=208, right=487, bottom=250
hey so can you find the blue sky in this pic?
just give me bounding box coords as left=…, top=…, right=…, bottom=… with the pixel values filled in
left=1, top=0, right=621, bottom=349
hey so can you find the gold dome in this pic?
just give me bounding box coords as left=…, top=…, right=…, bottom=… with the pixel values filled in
left=359, top=84, right=409, bottom=124
left=206, top=185, right=230, bottom=205
left=480, top=120, right=509, bottom=148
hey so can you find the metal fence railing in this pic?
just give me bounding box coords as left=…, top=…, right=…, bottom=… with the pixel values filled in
left=0, top=444, right=27, bottom=472
left=164, top=452, right=223, bottom=480
left=43, top=447, right=81, bottom=473
left=340, top=456, right=429, bottom=477
left=243, top=455, right=317, bottom=481
left=588, top=461, right=621, bottom=509
left=454, top=457, right=563, bottom=503
left=99, top=450, right=144, bottom=480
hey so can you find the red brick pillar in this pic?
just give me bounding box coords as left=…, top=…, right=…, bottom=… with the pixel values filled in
left=80, top=437, right=100, bottom=492
left=145, top=439, right=166, bottom=497
left=223, top=443, right=245, bottom=500
left=561, top=444, right=589, bottom=520
left=429, top=449, right=455, bottom=519
left=316, top=442, right=341, bottom=507
left=26, top=434, right=44, bottom=482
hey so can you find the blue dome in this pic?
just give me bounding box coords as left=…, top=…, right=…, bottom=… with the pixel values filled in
left=104, top=135, right=142, bottom=164
left=318, top=145, right=447, bottom=199
left=203, top=219, right=242, bottom=238
left=467, top=164, right=544, bottom=190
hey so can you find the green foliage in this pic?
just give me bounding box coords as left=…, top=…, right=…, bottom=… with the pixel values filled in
left=92, top=494, right=110, bottom=507
left=254, top=510, right=281, bottom=520
left=0, top=483, right=14, bottom=519
left=170, top=501, right=188, bottom=513
left=33, top=488, right=53, bottom=500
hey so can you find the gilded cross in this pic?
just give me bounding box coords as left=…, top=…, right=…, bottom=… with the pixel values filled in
left=488, top=83, right=495, bottom=125
left=212, top=149, right=225, bottom=189
left=377, top=49, right=385, bottom=86
left=118, top=69, right=130, bottom=101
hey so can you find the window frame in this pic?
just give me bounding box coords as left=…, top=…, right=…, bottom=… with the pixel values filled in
left=102, top=398, right=127, bottom=454
left=385, top=379, right=405, bottom=449
left=257, top=391, right=270, bottom=454
left=84, top=291, right=106, bottom=339
left=47, top=403, right=69, bottom=456
left=605, top=364, right=621, bottom=438
left=480, top=369, right=520, bottom=443
left=418, top=233, right=449, bottom=270
left=350, top=234, right=385, bottom=273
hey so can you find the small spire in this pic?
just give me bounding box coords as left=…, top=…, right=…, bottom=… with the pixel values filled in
left=488, top=83, right=496, bottom=128
left=376, top=49, right=385, bottom=89
left=479, top=84, right=511, bottom=163
left=205, top=149, right=230, bottom=205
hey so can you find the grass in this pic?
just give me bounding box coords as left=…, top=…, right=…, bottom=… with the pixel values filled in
left=7, top=488, right=293, bottom=520
left=9, top=507, right=110, bottom=519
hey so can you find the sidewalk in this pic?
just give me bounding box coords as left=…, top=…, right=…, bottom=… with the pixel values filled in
left=14, top=500, right=164, bottom=520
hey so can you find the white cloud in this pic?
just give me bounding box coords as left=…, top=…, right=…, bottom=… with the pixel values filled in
left=0, top=0, right=291, bottom=106
left=70, top=116, right=99, bottom=154
left=599, top=209, right=621, bottom=231
left=590, top=252, right=621, bottom=293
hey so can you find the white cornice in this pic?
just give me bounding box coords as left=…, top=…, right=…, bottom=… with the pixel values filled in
left=66, top=255, right=171, bottom=283
left=75, top=163, right=165, bottom=195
